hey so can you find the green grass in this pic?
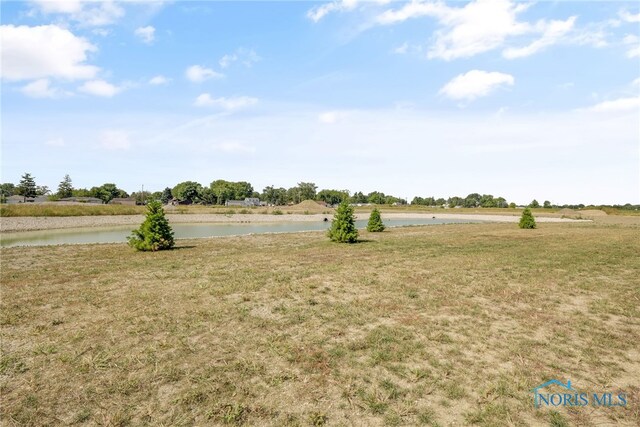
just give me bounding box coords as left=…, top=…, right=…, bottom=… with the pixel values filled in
left=0, top=204, right=145, bottom=217
left=1, top=222, right=639, bottom=426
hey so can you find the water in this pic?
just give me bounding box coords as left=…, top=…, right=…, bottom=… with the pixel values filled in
left=0, top=218, right=481, bottom=248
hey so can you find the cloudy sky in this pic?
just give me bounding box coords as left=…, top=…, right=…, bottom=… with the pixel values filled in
left=1, top=0, right=639, bottom=205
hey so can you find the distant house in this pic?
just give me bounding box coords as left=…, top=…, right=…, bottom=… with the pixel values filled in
left=4, top=195, right=50, bottom=204
left=109, top=197, right=137, bottom=206
left=5, top=195, right=29, bottom=204
left=59, top=197, right=103, bottom=204
left=225, top=197, right=261, bottom=207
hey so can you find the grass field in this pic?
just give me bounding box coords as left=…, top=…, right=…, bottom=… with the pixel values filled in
left=1, top=222, right=639, bottom=426
left=2, top=202, right=637, bottom=218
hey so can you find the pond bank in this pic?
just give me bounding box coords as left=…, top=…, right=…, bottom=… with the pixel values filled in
left=0, top=212, right=588, bottom=233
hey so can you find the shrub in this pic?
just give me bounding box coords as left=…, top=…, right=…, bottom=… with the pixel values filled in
left=128, top=200, right=175, bottom=251
left=519, top=207, right=537, bottom=229
left=328, top=201, right=358, bottom=243
left=366, top=208, right=385, bottom=232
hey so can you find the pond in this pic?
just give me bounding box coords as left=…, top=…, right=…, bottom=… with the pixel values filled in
left=0, top=218, right=482, bottom=248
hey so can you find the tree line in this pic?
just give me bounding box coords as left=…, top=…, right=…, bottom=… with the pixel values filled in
left=1, top=172, right=638, bottom=210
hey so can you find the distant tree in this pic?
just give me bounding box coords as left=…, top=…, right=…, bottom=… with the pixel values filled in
left=367, top=208, right=385, bottom=232
left=91, top=183, right=128, bottom=204
left=161, top=187, right=173, bottom=204
left=17, top=173, right=37, bottom=201
left=172, top=181, right=202, bottom=204
left=412, top=196, right=425, bottom=205
left=35, top=185, right=50, bottom=196
left=529, top=199, right=540, bottom=208
left=317, top=189, right=349, bottom=206
left=128, top=201, right=175, bottom=251
left=57, top=174, right=73, bottom=198
left=328, top=201, right=358, bottom=243
left=130, top=191, right=152, bottom=205
left=495, top=197, right=508, bottom=208
left=350, top=191, right=368, bottom=204
left=519, top=207, right=537, bottom=229
left=232, top=181, right=254, bottom=200
left=297, top=182, right=317, bottom=202
left=72, top=188, right=92, bottom=198
left=435, top=198, right=447, bottom=206
left=480, top=194, right=497, bottom=208
left=464, top=193, right=481, bottom=208
left=543, top=200, right=552, bottom=209
left=199, top=187, right=217, bottom=205
left=262, top=186, right=288, bottom=205
left=367, top=191, right=386, bottom=205
left=150, top=191, right=163, bottom=202
left=210, top=180, right=235, bottom=205
left=0, top=183, right=16, bottom=203
left=448, top=196, right=464, bottom=208
left=0, top=183, right=16, bottom=197
left=509, top=202, right=516, bottom=209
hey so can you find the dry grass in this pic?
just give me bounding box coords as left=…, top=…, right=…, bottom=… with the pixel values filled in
left=1, top=222, right=639, bottom=426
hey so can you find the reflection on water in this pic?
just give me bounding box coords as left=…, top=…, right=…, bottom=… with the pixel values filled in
left=1, top=218, right=481, bottom=248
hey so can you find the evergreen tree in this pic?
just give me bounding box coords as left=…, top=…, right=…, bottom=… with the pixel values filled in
left=366, top=208, right=385, bottom=232
left=328, top=201, right=358, bottom=243
left=519, top=207, right=537, bottom=229
left=17, top=173, right=37, bottom=201
left=57, top=174, right=73, bottom=198
left=161, top=187, right=173, bottom=204
left=128, top=201, right=175, bottom=251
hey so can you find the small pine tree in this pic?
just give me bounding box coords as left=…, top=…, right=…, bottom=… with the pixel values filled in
left=367, top=208, right=385, bottom=232
left=17, top=172, right=37, bottom=201
left=57, top=174, right=73, bottom=198
left=328, top=201, right=358, bottom=243
left=519, top=207, right=537, bottom=229
left=128, top=200, right=175, bottom=251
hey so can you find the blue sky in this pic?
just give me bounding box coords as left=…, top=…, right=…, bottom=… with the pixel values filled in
left=1, top=0, right=639, bottom=204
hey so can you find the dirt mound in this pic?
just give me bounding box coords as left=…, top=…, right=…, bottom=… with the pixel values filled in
left=289, top=200, right=332, bottom=213
left=579, top=209, right=608, bottom=217
left=558, top=208, right=607, bottom=219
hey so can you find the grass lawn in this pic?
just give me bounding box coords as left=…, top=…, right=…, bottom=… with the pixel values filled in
left=1, top=222, right=639, bottom=426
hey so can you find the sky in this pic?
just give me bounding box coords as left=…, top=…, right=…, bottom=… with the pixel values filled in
left=1, top=0, right=639, bottom=205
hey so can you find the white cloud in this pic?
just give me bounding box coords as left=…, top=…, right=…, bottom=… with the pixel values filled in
left=100, top=130, right=130, bottom=150
left=30, top=0, right=83, bottom=14
left=219, top=48, right=261, bottom=69
left=134, top=26, right=155, bottom=44
left=393, top=42, right=408, bottom=54
left=45, top=137, right=66, bottom=147
left=149, top=75, right=170, bottom=85
left=194, top=93, right=258, bottom=110
left=375, top=0, right=585, bottom=61
left=20, top=79, right=60, bottom=98
left=78, top=79, right=122, bottom=97
left=619, top=10, right=640, bottom=23
left=213, top=141, right=256, bottom=154
left=623, top=34, right=640, bottom=58
left=318, top=111, right=348, bottom=124
left=503, top=16, right=576, bottom=59
left=377, top=0, right=531, bottom=60
left=30, top=0, right=125, bottom=27
left=185, top=65, right=223, bottom=83
left=439, top=70, right=514, bottom=101
left=632, top=77, right=640, bottom=89
left=0, top=25, right=99, bottom=81
left=583, top=97, right=640, bottom=113
left=307, top=0, right=359, bottom=22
